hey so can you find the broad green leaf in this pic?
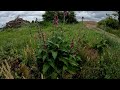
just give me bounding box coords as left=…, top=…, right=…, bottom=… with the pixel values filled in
left=51, top=51, right=58, bottom=60
left=76, top=56, right=81, bottom=61
left=49, top=61, right=56, bottom=69
left=43, top=54, right=47, bottom=61
left=51, top=72, right=58, bottom=79
left=55, top=44, right=59, bottom=48
left=70, top=55, right=75, bottom=60
left=69, top=59, right=79, bottom=66
left=61, top=49, right=68, bottom=53
left=63, top=65, right=67, bottom=71
left=43, top=63, right=50, bottom=74
left=58, top=36, right=62, bottom=40
left=67, top=66, right=77, bottom=74
left=48, top=41, right=54, bottom=44
left=38, top=49, right=43, bottom=54
left=60, top=59, right=68, bottom=66
left=48, top=61, right=59, bottom=74
left=67, top=70, right=76, bottom=74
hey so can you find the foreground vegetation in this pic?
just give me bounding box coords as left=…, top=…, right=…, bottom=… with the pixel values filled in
left=0, top=22, right=120, bottom=79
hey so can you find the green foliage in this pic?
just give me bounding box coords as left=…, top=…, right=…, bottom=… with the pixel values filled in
left=98, top=16, right=119, bottom=29
left=92, top=39, right=109, bottom=54
left=36, top=29, right=81, bottom=79
left=0, top=22, right=120, bottom=79
left=42, top=11, right=78, bottom=24
left=105, top=29, right=120, bottom=38
left=0, top=41, right=17, bottom=60
left=38, top=21, right=52, bottom=27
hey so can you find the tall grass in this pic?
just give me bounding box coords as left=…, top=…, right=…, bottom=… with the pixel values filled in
left=0, top=22, right=120, bottom=79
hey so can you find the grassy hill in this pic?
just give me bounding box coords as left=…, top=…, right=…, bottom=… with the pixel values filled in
left=0, top=22, right=120, bottom=79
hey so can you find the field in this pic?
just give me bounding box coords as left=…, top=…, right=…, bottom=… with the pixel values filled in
left=0, top=22, right=120, bottom=79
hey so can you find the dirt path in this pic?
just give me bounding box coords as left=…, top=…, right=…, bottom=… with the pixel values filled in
left=84, top=21, right=97, bottom=29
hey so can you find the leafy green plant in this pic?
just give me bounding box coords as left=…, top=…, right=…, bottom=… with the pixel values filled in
left=36, top=29, right=81, bottom=79
left=92, top=39, right=109, bottom=54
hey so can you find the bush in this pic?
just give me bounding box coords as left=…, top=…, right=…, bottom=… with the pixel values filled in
left=42, top=11, right=78, bottom=24
left=36, top=28, right=81, bottom=79
left=97, top=17, right=119, bottom=29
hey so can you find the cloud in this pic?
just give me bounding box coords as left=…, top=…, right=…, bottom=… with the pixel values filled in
left=0, top=11, right=45, bottom=27
left=0, top=11, right=114, bottom=28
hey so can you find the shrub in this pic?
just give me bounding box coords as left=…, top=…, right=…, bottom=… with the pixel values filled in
left=36, top=28, right=81, bottom=79
left=92, top=39, right=109, bottom=54
left=97, top=17, right=119, bottom=29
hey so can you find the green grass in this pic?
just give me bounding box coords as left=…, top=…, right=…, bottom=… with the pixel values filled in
left=106, top=29, right=120, bottom=38
left=0, top=22, right=120, bottom=79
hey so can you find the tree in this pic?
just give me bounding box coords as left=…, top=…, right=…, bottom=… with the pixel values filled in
left=42, top=11, right=55, bottom=22
left=65, top=11, right=78, bottom=23
left=42, top=11, right=78, bottom=24
left=97, top=16, right=119, bottom=29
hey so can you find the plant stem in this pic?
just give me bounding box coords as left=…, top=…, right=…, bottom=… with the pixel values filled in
left=41, top=73, right=44, bottom=79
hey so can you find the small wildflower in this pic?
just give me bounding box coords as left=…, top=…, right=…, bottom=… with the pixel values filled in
left=43, top=33, right=46, bottom=40
left=54, top=13, right=59, bottom=27
left=42, top=33, right=47, bottom=49
left=64, top=11, right=69, bottom=16
left=63, top=11, right=69, bottom=23
left=70, top=39, right=74, bottom=49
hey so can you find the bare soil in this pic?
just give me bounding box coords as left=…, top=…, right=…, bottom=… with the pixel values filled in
left=84, top=21, right=97, bottom=29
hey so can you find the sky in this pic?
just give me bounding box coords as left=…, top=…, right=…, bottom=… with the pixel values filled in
left=0, top=11, right=114, bottom=28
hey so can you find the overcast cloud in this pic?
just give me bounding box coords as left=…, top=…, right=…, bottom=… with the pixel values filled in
left=0, top=11, right=114, bottom=28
